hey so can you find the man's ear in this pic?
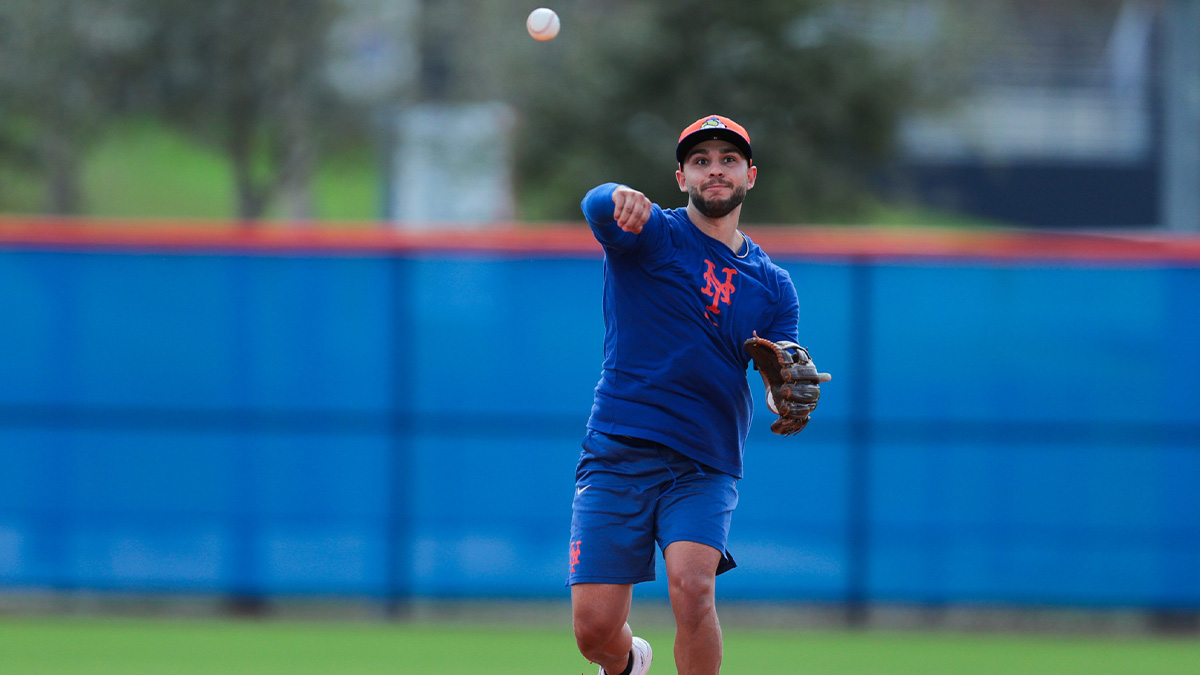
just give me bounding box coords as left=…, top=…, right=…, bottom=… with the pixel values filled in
left=746, top=164, right=757, bottom=190
left=676, top=167, right=687, bottom=192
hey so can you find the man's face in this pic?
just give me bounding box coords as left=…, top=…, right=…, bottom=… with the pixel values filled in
left=676, top=139, right=757, bottom=219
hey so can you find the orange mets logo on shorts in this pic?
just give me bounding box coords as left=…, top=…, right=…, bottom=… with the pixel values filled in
left=702, top=259, right=737, bottom=325
left=569, top=540, right=582, bottom=573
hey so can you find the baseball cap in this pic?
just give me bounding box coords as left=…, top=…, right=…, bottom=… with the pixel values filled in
left=676, top=115, right=752, bottom=164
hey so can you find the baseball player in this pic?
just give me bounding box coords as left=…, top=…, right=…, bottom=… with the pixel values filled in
left=568, top=115, right=830, bottom=675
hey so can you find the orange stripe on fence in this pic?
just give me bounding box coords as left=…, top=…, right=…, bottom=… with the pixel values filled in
left=0, top=217, right=601, bottom=257
left=747, top=226, right=1200, bottom=263
left=2, top=216, right=1200, bottom=263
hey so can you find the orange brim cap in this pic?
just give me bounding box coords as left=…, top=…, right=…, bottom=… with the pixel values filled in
left=676, top=115, right=752, bottom=163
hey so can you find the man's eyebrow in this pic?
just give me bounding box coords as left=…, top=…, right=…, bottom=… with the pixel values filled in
left=686, top=143, right=741, bottom=160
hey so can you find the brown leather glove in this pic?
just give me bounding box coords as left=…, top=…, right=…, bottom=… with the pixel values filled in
left=744, top=334, right=822, bottom=436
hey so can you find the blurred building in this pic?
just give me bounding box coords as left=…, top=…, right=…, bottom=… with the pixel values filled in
left=875, top=0, right=1194, bottom=228
left=388, top=102, right=516, bottom=226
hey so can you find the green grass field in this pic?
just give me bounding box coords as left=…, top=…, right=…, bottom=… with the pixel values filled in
left=1, top=617, right=1195, bottom=674
left=2, top=120, right=381, bottom=222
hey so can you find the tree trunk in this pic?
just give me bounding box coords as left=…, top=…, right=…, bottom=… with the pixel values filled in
left=276, top=83, right=317, bottom=224
left=235, top=173, right=267, bottom=223
left=278, top=131, right=315, bottom=223
left=228, top=102, right=268, bottom=223
left=42, top=127, right=81, bottom=215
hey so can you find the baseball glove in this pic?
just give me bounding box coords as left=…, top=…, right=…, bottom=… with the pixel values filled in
left=744, top=334, right=822, bottom=436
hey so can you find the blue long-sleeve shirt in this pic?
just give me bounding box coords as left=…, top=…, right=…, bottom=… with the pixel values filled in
left=581, top=183, right=800, bottom=477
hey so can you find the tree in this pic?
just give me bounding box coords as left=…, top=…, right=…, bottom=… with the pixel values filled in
left=144, top=0, right=350, bottom=221
left=502, top=0, right=922, bottom=224
left=0, top=0, right=151, bottom=214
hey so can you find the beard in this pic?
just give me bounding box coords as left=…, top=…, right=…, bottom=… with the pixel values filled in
left=688, top=181, right=747, bottom=218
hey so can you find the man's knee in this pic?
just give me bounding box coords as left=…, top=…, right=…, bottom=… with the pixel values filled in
left=573, top=604, right=624, bottom=654
left=571, top=583, right=632, bottom=656
left=669, top=570, right=716, bottom=614
left=664, top=541, right=721, bottom=623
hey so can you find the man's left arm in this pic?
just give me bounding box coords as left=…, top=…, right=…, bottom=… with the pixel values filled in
left=745, top=272, right=831, bottom=435
left=763, top=274, right=829, bottom=383
left=760, top=271, right=801, bottom=345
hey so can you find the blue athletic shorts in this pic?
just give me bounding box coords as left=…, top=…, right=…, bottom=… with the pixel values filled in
left=567, top=430, right=739, bottom=585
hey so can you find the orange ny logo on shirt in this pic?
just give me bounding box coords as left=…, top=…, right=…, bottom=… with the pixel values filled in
left=702, top=259, right=737, bottom=325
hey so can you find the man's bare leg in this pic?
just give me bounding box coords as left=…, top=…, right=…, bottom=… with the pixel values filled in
left=664, top=541, right=723, bottom=675
left=572, top=582, right=634, bottom=674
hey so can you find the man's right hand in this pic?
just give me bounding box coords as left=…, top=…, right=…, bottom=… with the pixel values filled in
left=612, top=185, right=652, bottom=234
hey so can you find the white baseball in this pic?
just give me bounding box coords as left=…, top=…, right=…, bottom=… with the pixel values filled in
left=526, top=8, right=560, bottom=41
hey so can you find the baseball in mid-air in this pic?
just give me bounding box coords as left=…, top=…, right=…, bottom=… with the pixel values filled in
left=526, top=8, right=560, bottom=41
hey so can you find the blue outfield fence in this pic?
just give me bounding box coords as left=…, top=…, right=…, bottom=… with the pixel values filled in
left=0, top=222, right=1198, bottom=609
